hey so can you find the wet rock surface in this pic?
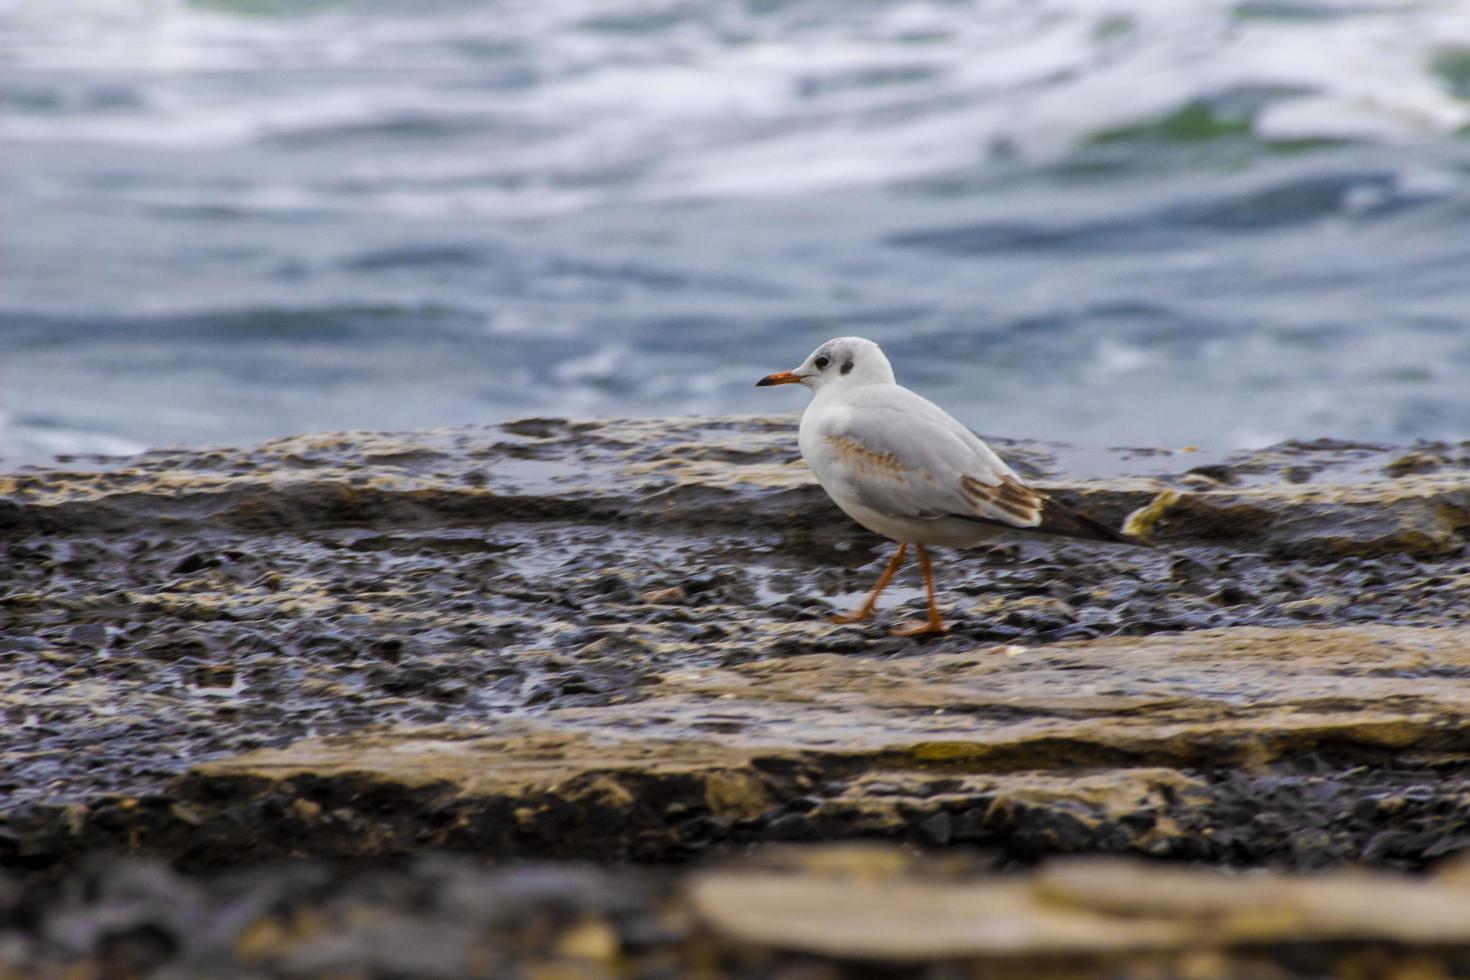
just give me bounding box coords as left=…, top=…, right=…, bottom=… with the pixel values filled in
left=3, top=416, right=1470, bottom=974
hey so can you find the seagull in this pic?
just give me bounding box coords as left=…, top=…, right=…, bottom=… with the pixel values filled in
left=757, top=336, right=1136, bottom=637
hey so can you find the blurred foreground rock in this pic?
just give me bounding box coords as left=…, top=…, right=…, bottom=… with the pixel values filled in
left=3, top=417, right=1470, bottom=973
left=8, top=845, right=1470, bottom=978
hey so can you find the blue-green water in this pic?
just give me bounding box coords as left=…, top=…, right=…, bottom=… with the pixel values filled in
left=3, top=0, right=1470, bottom=465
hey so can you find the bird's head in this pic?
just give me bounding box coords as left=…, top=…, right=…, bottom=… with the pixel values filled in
left=755, top=336, right=895, bottom=393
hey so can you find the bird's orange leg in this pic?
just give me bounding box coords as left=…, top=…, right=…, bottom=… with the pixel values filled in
left=830, top=543, right=907, bottom=624
left=890, top=545, right=949, bottom=637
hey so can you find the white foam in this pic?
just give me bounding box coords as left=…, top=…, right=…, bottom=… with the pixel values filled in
left=3, top=0, right=1469, bottom=212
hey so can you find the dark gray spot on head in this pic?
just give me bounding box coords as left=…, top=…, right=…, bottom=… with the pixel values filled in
left=840, top=359, right=853, bottom=376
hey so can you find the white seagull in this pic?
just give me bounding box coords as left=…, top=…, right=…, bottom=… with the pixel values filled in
left=757, top=336, right=1136, bottom=637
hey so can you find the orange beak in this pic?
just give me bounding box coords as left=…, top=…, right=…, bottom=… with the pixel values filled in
left=755, top=370, right=802, bottom=387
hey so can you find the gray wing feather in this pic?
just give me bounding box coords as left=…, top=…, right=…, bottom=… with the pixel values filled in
left=820, top=387, right=1044, bottom=529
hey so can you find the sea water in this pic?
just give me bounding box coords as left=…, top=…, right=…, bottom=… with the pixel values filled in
left=2, top=0, right=1469, bottom=464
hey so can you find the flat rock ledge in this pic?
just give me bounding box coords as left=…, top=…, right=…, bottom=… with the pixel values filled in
left=3, top=417, right=1470, bottom=972
left=140, top=623, right=1470, bottom=872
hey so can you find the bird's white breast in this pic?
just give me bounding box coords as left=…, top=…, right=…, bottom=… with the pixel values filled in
left=797, top=391, right=853, bottom=492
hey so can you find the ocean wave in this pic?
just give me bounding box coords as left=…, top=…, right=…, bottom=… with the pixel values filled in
left=3, top=0, right=1468, bottom=212
left=5, top=0, right=1470, bottom=464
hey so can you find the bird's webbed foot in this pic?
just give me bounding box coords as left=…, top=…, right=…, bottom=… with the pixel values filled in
left=889, top=617, right=948, bottom=638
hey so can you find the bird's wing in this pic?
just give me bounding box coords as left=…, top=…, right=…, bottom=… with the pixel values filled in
left=818, top=386, right=1047, bottom=530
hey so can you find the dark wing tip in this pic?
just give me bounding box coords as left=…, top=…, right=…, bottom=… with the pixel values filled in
left=947, top=499, right=1152, bottom=547
left=1037, top=497, right=1149, bottom=546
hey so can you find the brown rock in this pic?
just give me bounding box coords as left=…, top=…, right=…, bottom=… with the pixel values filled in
left=689, top=846, right=1470, bottom=964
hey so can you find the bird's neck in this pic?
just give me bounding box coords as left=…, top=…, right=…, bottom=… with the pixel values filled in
left=813, top=378, right=892, bottom=402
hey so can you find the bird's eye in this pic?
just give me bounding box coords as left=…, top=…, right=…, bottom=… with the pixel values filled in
left=814, top=356, right=830, bottom=370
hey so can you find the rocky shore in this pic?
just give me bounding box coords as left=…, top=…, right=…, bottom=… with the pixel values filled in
left=3, top=415, right=1470, bottom=976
